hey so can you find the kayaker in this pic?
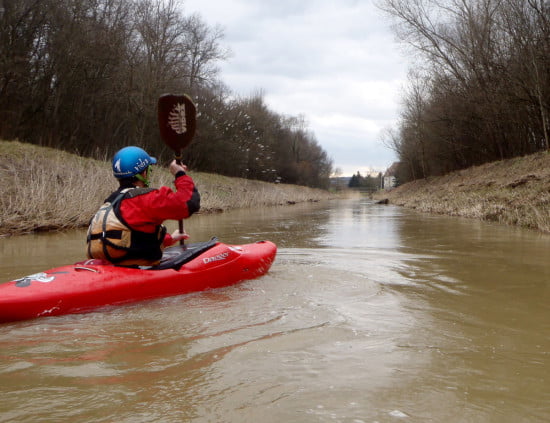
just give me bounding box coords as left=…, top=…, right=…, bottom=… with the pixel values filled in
left=86, top=146, right=200, bottom=266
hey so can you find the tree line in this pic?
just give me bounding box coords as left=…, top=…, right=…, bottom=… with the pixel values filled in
left=380, top=0, right=550, bottom=183
left=348, top=171, right=382, bottom=191
left=0, top=0, right=332, bottom=188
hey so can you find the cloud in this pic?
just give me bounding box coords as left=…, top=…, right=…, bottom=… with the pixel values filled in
left=183, top=0, right=408, bottom=175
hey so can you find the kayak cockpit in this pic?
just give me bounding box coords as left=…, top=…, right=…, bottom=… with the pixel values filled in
left=75, top=237, right=219, bottom=271
left=154, top=237, right=218, bottom=270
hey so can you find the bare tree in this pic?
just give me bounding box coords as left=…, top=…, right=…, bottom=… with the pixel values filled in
left=0, top=0, right=332, bottom=188
left=379, top=0, right=550, bottom=182
left=182, top=14, right=230, bottom=90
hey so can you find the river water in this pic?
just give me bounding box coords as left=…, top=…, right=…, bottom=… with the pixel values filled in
left=0, top=198, right=549, bottom=422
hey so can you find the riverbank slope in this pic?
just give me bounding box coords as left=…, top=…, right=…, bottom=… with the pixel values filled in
left=373, top=151, right=550, bottom=233
left=0, top=140, right=341, bottom=237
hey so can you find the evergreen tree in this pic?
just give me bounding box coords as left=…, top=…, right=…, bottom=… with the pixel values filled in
left=348, top=173, right=359, bottom=188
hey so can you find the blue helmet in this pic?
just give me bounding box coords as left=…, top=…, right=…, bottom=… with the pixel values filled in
left=112, top=146, right=157, bottom=179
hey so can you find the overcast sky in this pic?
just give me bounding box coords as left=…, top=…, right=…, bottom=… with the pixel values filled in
left=183, top=0, right=409, bottom=176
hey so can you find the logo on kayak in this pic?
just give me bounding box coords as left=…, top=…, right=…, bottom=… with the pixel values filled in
left=203, top=252, right=230, bottom=264
left=14, top=272, right=56, bottom=288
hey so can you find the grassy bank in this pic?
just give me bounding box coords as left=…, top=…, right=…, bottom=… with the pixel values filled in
left=374, top=151, right=550, bottom=233
left=0, top=140, right=340, bottom=237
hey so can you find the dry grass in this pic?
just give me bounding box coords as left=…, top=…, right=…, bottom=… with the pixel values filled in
left=0, top=141, right=114, bottom=235
left=0, top=140, right=339, bottom=237
left=374, top=151, right=550, bottom=233
left=193, top=172, right=336, bottom=212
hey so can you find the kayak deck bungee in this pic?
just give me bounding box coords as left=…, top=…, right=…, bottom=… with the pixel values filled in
left=0, top=239, right=277, bottom=323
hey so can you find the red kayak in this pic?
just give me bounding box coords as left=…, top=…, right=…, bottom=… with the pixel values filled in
left=0, top=239, right=276, bottom=323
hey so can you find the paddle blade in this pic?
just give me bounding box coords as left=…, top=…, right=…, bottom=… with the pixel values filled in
left=157, top=94, right=197, bottom=152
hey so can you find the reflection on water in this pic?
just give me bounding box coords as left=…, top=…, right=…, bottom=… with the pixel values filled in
left=1, top=198, right=549, bottom=422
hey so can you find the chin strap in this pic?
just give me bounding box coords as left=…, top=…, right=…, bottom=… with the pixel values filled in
left=135, top=165, right=153, bottom=187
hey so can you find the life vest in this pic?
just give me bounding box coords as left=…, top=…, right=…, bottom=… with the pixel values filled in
left=86, top=188, right=167, bottom=266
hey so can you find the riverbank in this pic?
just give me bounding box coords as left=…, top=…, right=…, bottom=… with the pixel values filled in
left=373, top=151, right=550, bottom=233
left=0, top=140, right=342, bottom=237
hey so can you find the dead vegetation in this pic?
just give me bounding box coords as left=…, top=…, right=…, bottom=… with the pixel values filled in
left=0, top=141, right=337, bottom=237
left=374, top=151, right=550, bottom=233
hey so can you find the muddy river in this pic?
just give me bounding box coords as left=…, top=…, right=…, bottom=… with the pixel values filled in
left=0, top=198, right=549, bottom=422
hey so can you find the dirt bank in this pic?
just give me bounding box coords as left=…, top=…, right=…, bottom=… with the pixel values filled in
left=373, top=151, right=550, bottom=233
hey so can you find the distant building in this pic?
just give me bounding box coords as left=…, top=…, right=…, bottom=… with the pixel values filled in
left=383, top=162, right=400, bottom=190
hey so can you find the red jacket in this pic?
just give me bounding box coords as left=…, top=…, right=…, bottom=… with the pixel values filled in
left=118, top=172, right=200, bottom=245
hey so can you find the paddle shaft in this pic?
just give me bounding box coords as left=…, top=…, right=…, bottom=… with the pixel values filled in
left=175, top=150, right=184, bottom=245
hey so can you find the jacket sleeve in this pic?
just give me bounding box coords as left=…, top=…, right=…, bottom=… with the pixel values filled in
left=119, top=173, right=200, bottom=228
left=163, top=232, right=175, bottom=247
left=174, top=171, right=200, bottom=215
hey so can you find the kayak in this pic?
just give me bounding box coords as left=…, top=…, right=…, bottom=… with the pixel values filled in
left=0, top=238, right=277, bottom=323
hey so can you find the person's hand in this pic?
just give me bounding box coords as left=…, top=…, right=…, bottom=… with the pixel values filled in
left=171, top=229, right=189, bottom=242
left=169, top=160, right=188, bottom=176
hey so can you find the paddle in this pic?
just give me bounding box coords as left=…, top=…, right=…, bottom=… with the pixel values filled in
left=157, top=94, right=197, bottom=245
